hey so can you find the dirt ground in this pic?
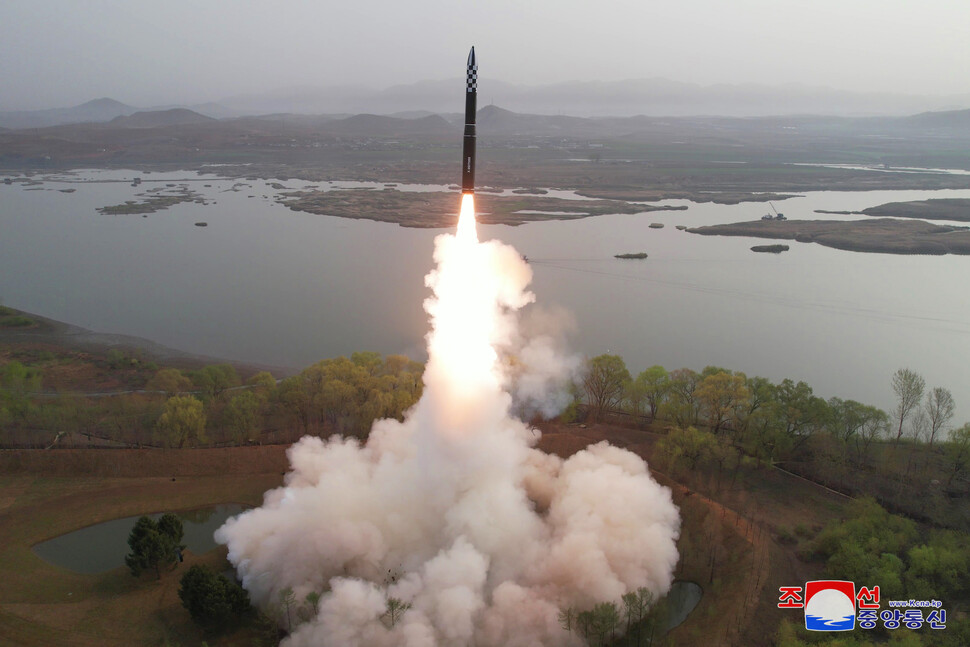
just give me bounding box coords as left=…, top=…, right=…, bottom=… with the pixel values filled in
left=0, top=420, right=848, bottom=647
left=0, top=464, right=285, bottom=646
left=536, top=418, right=845, bottom=646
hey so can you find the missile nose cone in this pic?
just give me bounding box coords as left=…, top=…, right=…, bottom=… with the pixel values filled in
left=467, top=46, right=476, bottom=68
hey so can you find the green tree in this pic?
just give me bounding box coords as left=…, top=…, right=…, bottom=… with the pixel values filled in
left=638, top=365, right=670, bottom=420
left=146, top=368, right=193, bottom=396
left=156, top=395, right=207, bottom=448
left=192, top=364, right=241, bottom=399
left=246, top=371, right=278, bottom=404
left=0, top=361, right=41, bottom=421
left=656, top=426, right=715, bottom=476
left=854, top=406, right=889, bottom=467
left=224, top=390, right=260, bottom=443
left=106, top=349, right=128, bottom=369
left=125, top=516, right=179, bottom=579
left=351, top=350, right=383, bottom=372
left=732, top=376, right=777, bottom=450
left=814, top=498, right=919, bottom=583
left=906, top=533, right=969, bottom=600
left=622, top=587, right=654, bottom=646
left=696, top=371, right=749, bottom=435
left=592, top=601, right=620, bottom=645
left=776, top=379, right=827, bottom=450
left=891, top=368, right=925, bottom=445
left=278, top=375, right=312, bottom=434
left=577, top=609, right=596, bottom=643
left=157, top=512, right=186, bottom=551
left=178, top=565, right=251, bottom=631
left=271, top=354, right=423, bottom=438
left=944, top=423, right=970, bottom=487
left=623, top=376, right=650, bottom=423
left=582, top=354, right=630, bottom=421
left=667, top=368, right=701, bottom=427
left=297, top=591, right=322, bottom=623
left=278, top=587, right=297, bottom=633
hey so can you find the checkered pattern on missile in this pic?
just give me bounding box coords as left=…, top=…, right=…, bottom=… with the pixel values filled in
left=467, top=65, right=477, bottom=92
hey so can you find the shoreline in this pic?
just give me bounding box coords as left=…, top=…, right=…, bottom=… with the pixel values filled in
left=687, top=218, right=970, bottom=255
left=0, top=307, right=298, bottom=378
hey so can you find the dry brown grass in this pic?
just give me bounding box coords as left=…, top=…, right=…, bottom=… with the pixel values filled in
left=0, top=445, right=289, bottom=478
left=0, top=449, right=285, bottom=647
left=0, top=423, right=847, bottom=647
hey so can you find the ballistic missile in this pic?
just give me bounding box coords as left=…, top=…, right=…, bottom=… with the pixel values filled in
left=461, top=46, right=477, bottom=195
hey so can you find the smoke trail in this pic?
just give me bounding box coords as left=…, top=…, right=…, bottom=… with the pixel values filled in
left=216, top=194, right=680, bottom=646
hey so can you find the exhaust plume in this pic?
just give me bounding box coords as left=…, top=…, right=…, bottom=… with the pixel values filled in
left=217, top=194, right=680, bottom=645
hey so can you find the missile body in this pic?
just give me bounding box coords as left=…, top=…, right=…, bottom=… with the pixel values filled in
left=461, top=47, right=477, bottom=195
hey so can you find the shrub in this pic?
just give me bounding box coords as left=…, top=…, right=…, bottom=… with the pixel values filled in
left=179, top=565, right=252, bottom=631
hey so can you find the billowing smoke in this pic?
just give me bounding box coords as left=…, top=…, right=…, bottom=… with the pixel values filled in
left=503, top=304, right=583, bottom=420
left=216, top=196, right=680, bottom=646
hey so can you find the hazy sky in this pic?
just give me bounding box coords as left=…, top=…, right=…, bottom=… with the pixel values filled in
left=2, top=0, right=969, bottom=110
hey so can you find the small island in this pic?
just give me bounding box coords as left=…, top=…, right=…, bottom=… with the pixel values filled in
left=688, top=218, right=970, bottom=255
left=751, top=244, right=789, bottom=253
left=98, top=188, right=205, bottom=215
left=860, top=198, right=970, bottom=222
left=614, top=252, right=648, bottom=259
left=575, top=189, right=798, bottom=205
left=649, top=223, right=664, bottom=229
left=278, top=189, right=684, bottom=228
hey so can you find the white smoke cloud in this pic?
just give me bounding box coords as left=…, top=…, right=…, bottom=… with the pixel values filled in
left=217, top=206, right=680, bottom=646
left=502, top=305, right=583, bottom=419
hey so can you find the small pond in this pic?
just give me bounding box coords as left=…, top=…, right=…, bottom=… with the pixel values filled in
left=665, top=581, right=703, bottom=630
left=32, top=503, right=246, bottom=574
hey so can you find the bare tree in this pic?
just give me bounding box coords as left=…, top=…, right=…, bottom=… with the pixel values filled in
left=382, top=597, right=410, bottom=628
left=891, top=368, right=925, bottom=446
left=910, top=408, right=929, bottom=443
left=925, top=387, right=955, bottom=447
left=854, top=407, right=889, bottom=467
left=582, top=354, right=631, bottom=421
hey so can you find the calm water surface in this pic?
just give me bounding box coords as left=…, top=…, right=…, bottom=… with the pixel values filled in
left=2, top=169, right=968, bottom=419
left=32, top=503, right=247, bottom=573
left=665, top=581, right=703, bottom=630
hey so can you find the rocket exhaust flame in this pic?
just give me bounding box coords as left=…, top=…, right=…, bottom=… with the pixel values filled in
left=215, top=49, right=680, bottom=647
left=456, top=192, right=477, bottom=243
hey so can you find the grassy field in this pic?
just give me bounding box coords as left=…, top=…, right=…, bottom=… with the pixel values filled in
left=0, top=453, right=286, bottom=647
left=0, top=422, right=853, bottom=647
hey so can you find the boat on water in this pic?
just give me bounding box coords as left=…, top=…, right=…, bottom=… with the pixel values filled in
left=761, top=202, right=787, bottom=220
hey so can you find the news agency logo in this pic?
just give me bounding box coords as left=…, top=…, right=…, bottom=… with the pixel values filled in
left=778, top=580, right=947, bottom=632
left=803, top=581, right=856, bottom=631
left=778, top=580, right=859, bottom=631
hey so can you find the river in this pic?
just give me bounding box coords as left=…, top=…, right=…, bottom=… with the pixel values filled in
left=1, top=169, right=968, bottom=422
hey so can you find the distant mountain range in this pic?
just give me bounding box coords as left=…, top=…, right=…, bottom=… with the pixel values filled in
left=0, top=99, right=231, bottom=130
left=110, top=108, right=216, bottom=128
left=3, top=78, right=970, bottom=130
left=3, top=101, right=970, bottom=143
left=217, top=78, right=970, bottom=119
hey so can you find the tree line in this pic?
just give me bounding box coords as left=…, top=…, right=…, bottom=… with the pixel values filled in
left=0, top=352, right=424, bottom=449
left=580, top=355, right=970, bottom=530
